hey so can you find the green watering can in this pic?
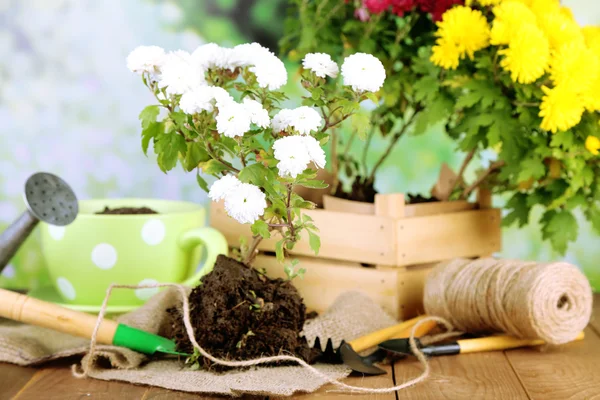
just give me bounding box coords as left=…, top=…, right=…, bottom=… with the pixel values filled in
left=0, top=287, right=188, bottom=357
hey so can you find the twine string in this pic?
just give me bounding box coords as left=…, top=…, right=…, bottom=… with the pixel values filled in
left=72, top=283, right=456, bottom=394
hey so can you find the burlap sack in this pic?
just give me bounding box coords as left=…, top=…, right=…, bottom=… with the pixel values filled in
left=0, top=289, right=397, bottom=397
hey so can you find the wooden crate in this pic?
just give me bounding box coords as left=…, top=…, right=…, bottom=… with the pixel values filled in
left=209, top=190, right=501, bottom=319
left=210, top=190, right=501, bottom=268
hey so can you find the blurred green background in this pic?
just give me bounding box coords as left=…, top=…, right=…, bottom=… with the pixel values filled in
left=0, top=0, right=599, bottom=291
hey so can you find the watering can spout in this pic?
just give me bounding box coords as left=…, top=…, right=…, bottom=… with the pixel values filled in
left=0, top=172, right=79, bottom=274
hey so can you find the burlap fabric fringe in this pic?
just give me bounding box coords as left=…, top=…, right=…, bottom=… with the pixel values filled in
left=424, top=258, right=593, bottom=344
left=73, top=283, right=457, bottom=395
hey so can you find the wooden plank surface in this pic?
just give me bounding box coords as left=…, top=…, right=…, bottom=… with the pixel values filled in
left=274, top=364, right=396, bottom=400
left=12, top=365, right=147, bottom=400
left=589, top=292, right=600, bottom=335
left=393, top=351, right=529, bottom=399
left=0, top=363, right=37, bottom=400
left=395, top=209, right=501, bottom=266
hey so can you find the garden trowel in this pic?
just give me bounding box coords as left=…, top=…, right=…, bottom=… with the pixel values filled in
left=0, top=288, right=189, bottom=357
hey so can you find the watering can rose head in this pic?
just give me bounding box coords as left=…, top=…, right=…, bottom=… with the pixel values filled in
left=127, top=42, right=385, bottom=265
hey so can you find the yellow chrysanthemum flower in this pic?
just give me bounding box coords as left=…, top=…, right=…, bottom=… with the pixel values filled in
left=431, top=39, right=461, bottom=70
left=490, top=2, right=537, bottom=45
left=539, top=85, right=585, bottom=133
left=585, top=136, right=600, bottom=155
left=528, top=0, right=561, bottom=18
left=430, top=6, right=490, bottom=69
left=581, top=74, right=600, bottom=112
left=550, top=41, right=599, bottom=94
left=537, top=10, right=585, bottom=50
left=582, top=26, right=600, bottom=56
left=498, top=24, right=550, bottom=84
left=477, top=0, right=503, bottom=5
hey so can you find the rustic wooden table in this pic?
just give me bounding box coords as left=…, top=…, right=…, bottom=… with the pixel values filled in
left=2, top=294, right=599, bottom=400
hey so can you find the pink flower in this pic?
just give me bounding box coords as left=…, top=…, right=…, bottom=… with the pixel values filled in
left=355, top=6, right=371, bottom=21
left=390, top=0, right=415, bottom=16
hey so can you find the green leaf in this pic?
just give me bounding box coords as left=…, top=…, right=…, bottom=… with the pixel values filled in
left=275, top=240, right=285, bottom=263
left=550, top=130, right=574, bottom=148
left=239, top=163, right=276, bottom=194
left=154, top=132, right=186, bottom=173
left=196, top=172, right=209, bottom=193
left=365, top=92, right=379, bottom=104
left=198, top=160, right=229, bottom=176
left=413, top=95, right=453, bottom=135
left=351, top=112, right=371, bottom=140
left=139, top=105, right=160, bottom=129
left=307, top=229, right=321, bottom=255
left=183, top=142, right=210, bottom=172
left=141, top=121, right=163, bottom=155
left=503, top=193, right=530, bottom=227
left=296, top=179, right=328, bottom=189
left=540, top=210, right=578, bottom=255
left=413, top=76, right=439, bottom=103
left=517, top=158, right=546, bottom=182
left=586, top=207, right=600, bottom=235
left=251, top=220, right=271, bottom=239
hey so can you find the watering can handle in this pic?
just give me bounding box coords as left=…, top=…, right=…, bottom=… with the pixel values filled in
left=0, top=288, right=118, bottom=344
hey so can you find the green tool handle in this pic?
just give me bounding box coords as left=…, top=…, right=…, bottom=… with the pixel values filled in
left=0, top=288, right=182, bottom=356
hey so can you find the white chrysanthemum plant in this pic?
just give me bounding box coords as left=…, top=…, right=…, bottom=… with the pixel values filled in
left=128, top=42, right=385, bottom=266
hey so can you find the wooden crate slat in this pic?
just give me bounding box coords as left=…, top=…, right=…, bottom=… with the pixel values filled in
left=395, top=209, right=501, bottom=266
left=256, top=254, right=402, bottom=318
left=211, top=202, right=397, bottom=265
left=403, top=200, right=475, bottom=218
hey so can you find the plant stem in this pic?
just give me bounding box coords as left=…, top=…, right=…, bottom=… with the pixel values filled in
left=362, top=127, right=375, bottom=177
left=514, top=101, right=540, bottom=107
left=331, top=129, right=339, bottom=193
left=206, top=142, right=240, bottom=173
left=445, top=148, right=476, bottom=200
left=460, top=160, right=506, bottom=199
left=286, top=184, right=296, bottom=238
left=368, top=109, right=420, bottom=183
left=244, top=234, right=263, bottom=265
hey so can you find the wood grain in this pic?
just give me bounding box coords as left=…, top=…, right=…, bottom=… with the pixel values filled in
left=0, top=363, right=37, bottom=400
left=273, top=364, right=396, bottom=400
left=393, top=351, right=529, bottom=399
left=395, top=209, right=501, bottom=266
left=142, top=387, right=266, bottom=399
left=13, top=365, right=147, bottom=400
left=504, top=327, right=600, bottom=399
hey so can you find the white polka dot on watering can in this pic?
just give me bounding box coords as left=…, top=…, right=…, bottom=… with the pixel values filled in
left=91, top=243, right=118, bottom=270
left=48, top=225, right=65, bottom=240
left=135, top=278, right=159, bottom=300
left=141, top=219, right=165, bottom=246
left=57, top=277, right=76, bottom=300
left=1, top=264, right=15, bottom=279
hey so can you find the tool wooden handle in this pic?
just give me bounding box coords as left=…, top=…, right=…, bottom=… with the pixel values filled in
left=391, top=319, right=438, bottom=339
left=0, top=288, right=118, bottom=345
left=457, top=331, right=585, bottom=354
left=348, top=315, right=428, bottom=352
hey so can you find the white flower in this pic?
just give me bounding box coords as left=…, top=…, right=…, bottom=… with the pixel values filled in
left=271, top=109, right=295, bottom=132
left=289, top=106, right=322, bottom=135
left=127, top=45, right=166, bottom=75
left=179, top=87, right=215, bottom=114
left=302, top=136, right=326, bottom=169
left=208, top=174, right=241, bottom=201
left=211, top=86, right=234, bottom=106
left=273, top=135, right=326, bottom=178
left=229, top=42, right=271, bottom=68
left=302, top=53, right=339, bottom=78
left=192, top=43, right=224, bottom=69
left=224, top=183, right=267, bottom=224
left=249, top=53, right=288, bottom=90
left=341, top=53, right=386, bottom=93
left=158, top=51, right=206, bottom=95
left=215, top=101, right=252, bottom=138
left=271, top=107, right=322, bottom=135
left=242, top=98, right=270, bottom=128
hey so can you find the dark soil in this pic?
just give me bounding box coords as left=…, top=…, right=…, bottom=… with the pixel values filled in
left=168, top=255, right=320, bottom=369
left=333, top=176, right=438, bottom=205
left=96, top=206, right=158, bottom=215
left=334, top=176, right=378, bottom=203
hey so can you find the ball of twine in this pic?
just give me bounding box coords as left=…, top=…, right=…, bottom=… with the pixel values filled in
left=423, top=258, right=593, bottom=344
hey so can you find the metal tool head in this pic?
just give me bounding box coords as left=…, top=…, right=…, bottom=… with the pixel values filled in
left=24, top=172, right=78, bottom=226
left=338, top=342, right=387, bottom=375
left=378, top=337, right=423, bottom=356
